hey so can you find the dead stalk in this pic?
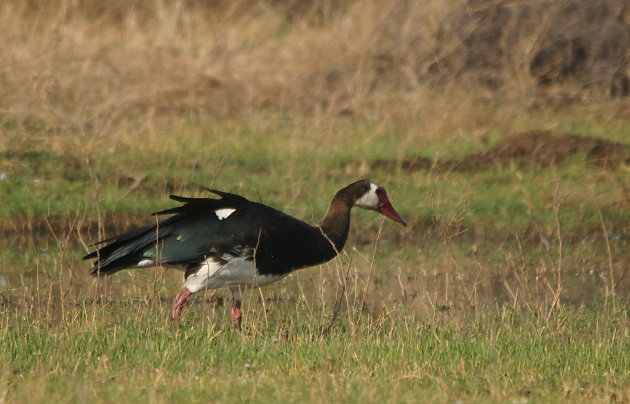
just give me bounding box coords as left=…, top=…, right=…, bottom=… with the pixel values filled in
left=597, top=208, right=616, bottom=312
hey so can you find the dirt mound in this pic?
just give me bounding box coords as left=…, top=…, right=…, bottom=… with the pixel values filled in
left=374, top=131, right=630, bottom=171
left=454, top=131, right=629, bottom=170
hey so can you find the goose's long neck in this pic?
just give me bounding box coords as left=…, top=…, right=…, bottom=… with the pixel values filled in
left=319, top=194, right=352, bottom=253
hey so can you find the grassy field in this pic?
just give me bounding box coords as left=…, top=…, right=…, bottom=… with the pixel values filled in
left=1, top=113, right=628, bottom=403
left=1, top=304, right=627, bottom=403
left=1, top=1, right=630, bottom=403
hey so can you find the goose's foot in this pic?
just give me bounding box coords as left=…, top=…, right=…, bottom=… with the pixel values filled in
left=172, top=288, right=192, bottom=320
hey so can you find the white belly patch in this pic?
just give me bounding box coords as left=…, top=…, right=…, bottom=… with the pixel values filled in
left=183, top=255, right=286, bottom=293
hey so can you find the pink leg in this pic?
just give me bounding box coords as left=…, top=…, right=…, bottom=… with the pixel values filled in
left=230, top=300, right=242, bottom=329
left=172, top=288, right=192, bottom=320
left=229, top=287, right=242, bottom=329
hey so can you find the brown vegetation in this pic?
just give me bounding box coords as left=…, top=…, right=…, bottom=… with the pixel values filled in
left=1, top=0, right=629, bottom=136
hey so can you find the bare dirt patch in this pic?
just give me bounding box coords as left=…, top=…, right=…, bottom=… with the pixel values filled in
left=374, top=131, right=630, bottom=172
left=453, top=131, right=630, bottom=170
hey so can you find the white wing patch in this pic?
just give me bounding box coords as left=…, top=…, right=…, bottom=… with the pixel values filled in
left=215, top=208, right=236, bottom=220
left=137, top=258, right=154, bottom=267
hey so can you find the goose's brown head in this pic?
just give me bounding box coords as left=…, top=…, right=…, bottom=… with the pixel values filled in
left=342, top=180, right=407, bottom=226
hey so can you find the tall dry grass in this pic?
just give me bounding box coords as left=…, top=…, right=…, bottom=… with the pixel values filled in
left=1, top=0, right=629, bottom=139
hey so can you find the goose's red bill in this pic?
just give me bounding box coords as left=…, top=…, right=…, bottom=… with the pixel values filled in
left=376, top=188, right=407, bottom=226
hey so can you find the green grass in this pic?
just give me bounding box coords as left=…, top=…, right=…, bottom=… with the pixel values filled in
left=1, top=112, right=629, bottom=403
left=1, top=303, right=628, bottom=403
left=2, top=115, right=628, bottom=235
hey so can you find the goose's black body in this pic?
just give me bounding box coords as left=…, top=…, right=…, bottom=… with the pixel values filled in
left=85, top=190, right=339, bottom=277
left=83, top=180, right=406, bottom=325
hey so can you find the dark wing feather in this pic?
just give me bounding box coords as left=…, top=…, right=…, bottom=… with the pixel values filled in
left=206, top=188, right=251, bottom=204
left=152, top=189, right=251, bottom=216
left=84, top=188, right=253, bottom=276
left=85, top=224, right=155, bottom=250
